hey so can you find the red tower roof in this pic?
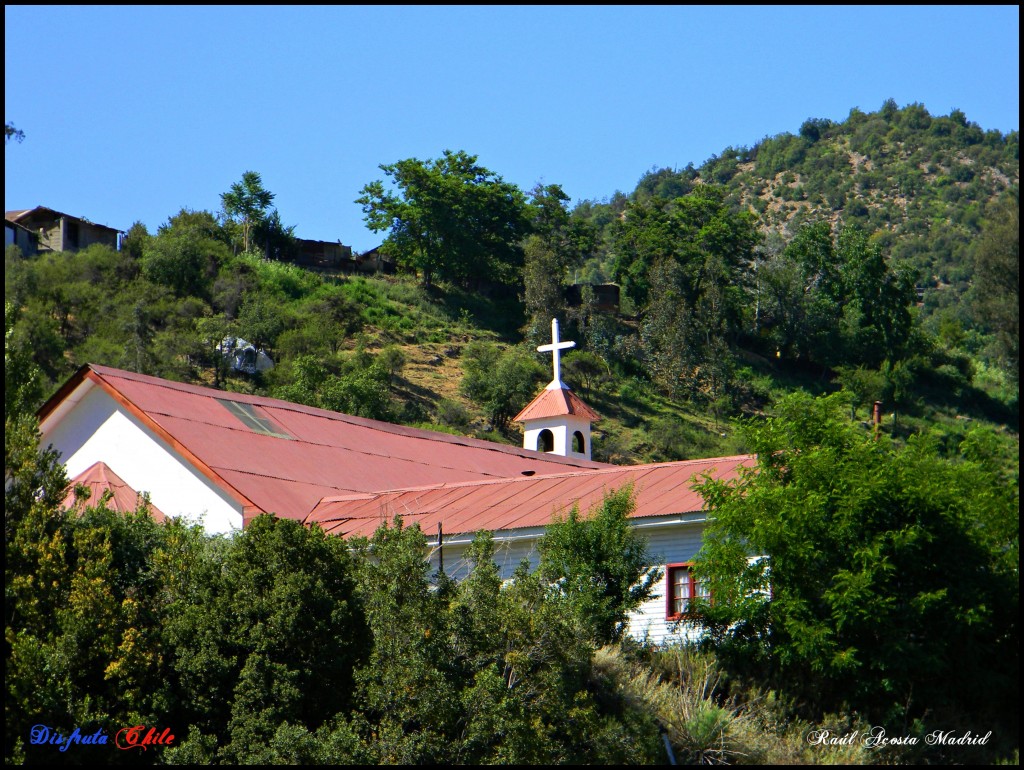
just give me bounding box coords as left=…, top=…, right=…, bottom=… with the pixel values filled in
left=514, top=386, right=601, bottom=423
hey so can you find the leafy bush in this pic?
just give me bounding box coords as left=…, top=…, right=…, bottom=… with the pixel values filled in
left=460, top=342, right=543, bottom=430
left=694, top=392, right=1019, bottom=736
left=435, top=398, right=471, bottom=429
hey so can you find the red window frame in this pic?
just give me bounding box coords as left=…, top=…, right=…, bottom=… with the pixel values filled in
left=665, top=562, right=710, bottom=621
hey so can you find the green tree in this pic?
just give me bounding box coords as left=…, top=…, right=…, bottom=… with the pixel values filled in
left=5, top=122, right=25, bottom=143
left=522, top=234, right=568, bottom=342
left=349, top=518, right=460, bottom=763
left=971, top=193, right=1019, bottom=379
left=837, top=228, right=916, bottom=367
left=758, top=220, right=843, bottom=361
left=834, top=364, right=886, bottom=420
left=236, top=292, right=287, bottom=355
left=561, top=349, right=608, bottom=395
left=142, top=209, right=231, bottom=298
left=357, top=150, right=531, bottom=288
left=5, top=302, right=44, bottom=420
left=522, top=183, right=597, bottom=343
left=611, top=184, right=758, bottom=311
left=250, top=209, right=298, bottom=262
left=378, top=344, right=406, bottom=386
left=460, top=342, right=544, bottom=431
left=221, top=171, right=276, bottom=253
left=693, top=392, right=1018, bottom=730
left=274, top=354, right=394, bottom=421
left=539, top=486, right=661, bottom=645
left=614, top=186, right=757, bottom=401
left=121, top=220, right=151, bottom=262
left=164, top=515, right=368, bottom=764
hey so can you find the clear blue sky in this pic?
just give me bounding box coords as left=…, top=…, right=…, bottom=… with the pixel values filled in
left=5, top=5, right=1019, bottom=253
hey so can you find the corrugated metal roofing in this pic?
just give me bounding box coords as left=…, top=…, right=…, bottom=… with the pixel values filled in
left=305, top=455, right=754, bottom=538
left=62, top=461, right=167, bottom=522
left=42, top=365, right=609, bottom=522
left=514, top=386, right=601, bottom=422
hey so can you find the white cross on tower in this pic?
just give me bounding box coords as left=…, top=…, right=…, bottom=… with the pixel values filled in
left=537, top=318, right=575, bottom=390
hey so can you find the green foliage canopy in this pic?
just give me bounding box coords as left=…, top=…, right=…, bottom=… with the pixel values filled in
left=693, top=392, right=1019, bottom=729
left=971, top=192, right=1019, bottom=379
left=539, top=485, right=662, bottom=645
left=357, top=150, right=531, bottom=288
left=221, top=170, right=276, bottom=253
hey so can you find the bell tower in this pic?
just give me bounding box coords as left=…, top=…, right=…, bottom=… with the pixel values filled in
left=514, top=319, right=599, bottom=460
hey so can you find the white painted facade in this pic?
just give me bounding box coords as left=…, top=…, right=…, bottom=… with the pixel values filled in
left=39, top=383, right=244, bottom=534
left=522, top=414, right=593, bottom=461
left=422, top=513, right=706, bottom=646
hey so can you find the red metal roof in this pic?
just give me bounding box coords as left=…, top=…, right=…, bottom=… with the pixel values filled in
left=305, top=455, right=754, bottom=538
left=514, top=386, right=601, bottom=422
left=40, top=365, right=609, bottom=523
left=62, top=461, right=167, bottom=523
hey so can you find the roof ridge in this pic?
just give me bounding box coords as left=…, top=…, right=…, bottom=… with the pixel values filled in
left=86, top=364, right=607, bottom=469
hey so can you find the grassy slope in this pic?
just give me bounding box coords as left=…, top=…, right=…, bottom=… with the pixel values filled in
left=288, top=272, right=1017, bottom=470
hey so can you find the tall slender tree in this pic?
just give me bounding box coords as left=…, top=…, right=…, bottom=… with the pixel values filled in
left=221, top=171, right=276, bottom=253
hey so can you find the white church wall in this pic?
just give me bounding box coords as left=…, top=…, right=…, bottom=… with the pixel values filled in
left=41, top=385, right=245, bottom=534
left=424, top=517, right=706, bottom=646
left=426, top=528, right=546, bottom=582
left=625, top=519, right=707, bottom=645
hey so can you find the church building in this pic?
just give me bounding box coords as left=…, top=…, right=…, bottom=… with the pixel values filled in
left=37, top=320, right=752, bottom=642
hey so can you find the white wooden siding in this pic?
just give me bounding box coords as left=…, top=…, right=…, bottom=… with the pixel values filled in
left=425, top=518, right=706, bottom=646
left=625, top=521, right=706, bottom=644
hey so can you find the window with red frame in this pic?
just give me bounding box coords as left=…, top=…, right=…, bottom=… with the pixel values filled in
left=666, top=563, right=710, bottom=620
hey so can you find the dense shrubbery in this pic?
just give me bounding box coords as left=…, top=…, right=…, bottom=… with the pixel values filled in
left=5, top=394, right=667, bottom=763
left=6, top=351, right=1018, bottom=762
left=693, top=392, right=1019, bottom=759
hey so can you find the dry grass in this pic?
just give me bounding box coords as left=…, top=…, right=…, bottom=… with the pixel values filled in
left=592, top=646, right=875, bottom=765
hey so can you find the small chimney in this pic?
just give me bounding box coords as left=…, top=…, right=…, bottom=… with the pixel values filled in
left=873, top=401, right=883, bottom=439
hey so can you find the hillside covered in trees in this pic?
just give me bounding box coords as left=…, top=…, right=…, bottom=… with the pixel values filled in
left=4, top=100, right=1019, bottom=764
left=6, top=101, right=1018, bottom=469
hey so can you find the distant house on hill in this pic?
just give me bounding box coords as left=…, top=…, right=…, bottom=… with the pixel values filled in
left=355, top=246, right=397, bottom=274
left=294, top=237, right=353, bottom=269
left=4, top=217, right=38, bottom=255
left=5, top=206, right=121, bottom=253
